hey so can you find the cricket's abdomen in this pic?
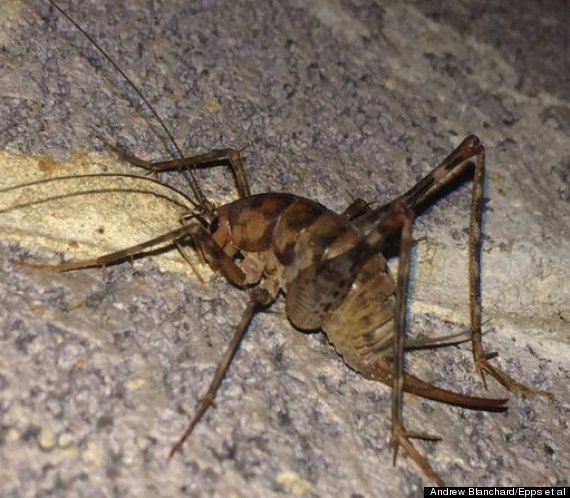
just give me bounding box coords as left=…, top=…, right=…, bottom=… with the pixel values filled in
left=321, top=256, right=397, bottom=373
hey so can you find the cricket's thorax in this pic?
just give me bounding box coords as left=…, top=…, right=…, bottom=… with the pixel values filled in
left=211, top=193, right=397, bottom=371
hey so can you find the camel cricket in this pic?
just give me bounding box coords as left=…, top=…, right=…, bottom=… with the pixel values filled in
left=17, top=0, right=554, bottom=487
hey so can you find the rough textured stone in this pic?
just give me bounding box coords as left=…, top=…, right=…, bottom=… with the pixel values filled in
left=1, top=0, right=568, bottom=496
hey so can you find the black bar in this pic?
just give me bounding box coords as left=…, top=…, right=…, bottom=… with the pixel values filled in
left=424, top=487, right=569, bottom=498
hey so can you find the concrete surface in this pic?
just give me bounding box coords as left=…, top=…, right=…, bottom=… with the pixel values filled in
left=1, top=0, right=569, bottom=496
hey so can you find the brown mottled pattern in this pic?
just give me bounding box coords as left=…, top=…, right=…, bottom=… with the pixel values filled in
left=272, top=197, right=327, bottom=266
left=225, top=193, right=296, bottom=252
left=220, top=193, right=398, bottom=348
left=279, top=204, right=375, bottom=330
left=322, top=256, right=396, bottom=371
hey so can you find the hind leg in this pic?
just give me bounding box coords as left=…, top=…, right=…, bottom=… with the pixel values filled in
left=393, top=136, right=552, bottom=398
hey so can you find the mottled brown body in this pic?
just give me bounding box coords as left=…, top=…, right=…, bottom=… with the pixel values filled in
left=20, top=1, right=554, bottom=487
left=213, top=193, right=397, bottom=374
left=21, top=134, right=552, bottom=487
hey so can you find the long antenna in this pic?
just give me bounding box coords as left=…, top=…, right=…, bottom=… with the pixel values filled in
left=44, top=0, right=208, bottom=207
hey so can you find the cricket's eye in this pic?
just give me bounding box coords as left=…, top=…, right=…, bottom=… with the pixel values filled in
left=209, top=216, right=220, bottom=234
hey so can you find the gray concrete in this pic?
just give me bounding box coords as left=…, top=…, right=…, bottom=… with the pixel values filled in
left=0, top=0, right=568, bottom=496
